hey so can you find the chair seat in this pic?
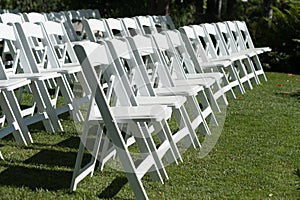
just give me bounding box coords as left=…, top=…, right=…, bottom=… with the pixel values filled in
left=9, top=72, right=61, bottom=81
left=240, top=48, right=265, bottom=56
left=0, top=79, right=31, bottom=90
left=174, top=77, right=215, bottom=88
left=136, top=96, right=186, bottom=109
left=42, top=66, right=82, bottom=74
left=200, top=59, right=232, bottom=69
left=90, top=105, right=172, bottom=122
left=154, top=85, right=203, bottom=96
left=218, top=53, right=248, bottom=61
left=186, top=72, right=223, bottom=81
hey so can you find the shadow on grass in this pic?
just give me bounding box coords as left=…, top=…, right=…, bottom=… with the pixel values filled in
left=98, top=176, right=128, bottom=199
left=275, top=91, right=300, bottom=100
left=23, top=149, right=77, bottom=168
left=0, top=165, right=72, bottom=190
left=55, top=136, right=80, bottom=149
left=294, top=169, right=300, bottom=190
left=0, top=137, right=92, bottom=191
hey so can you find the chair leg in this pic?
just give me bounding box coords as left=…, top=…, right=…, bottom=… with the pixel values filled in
left=235, top=60, right=253, bottom=90
left=70, top=122, right=104, bottom=191
left=227, top=65, right=246, bottom=94
left=244, top=58, right=260, bottom=85
left=186, top=96, right=212, bottom=136
left=173, top=107, right=201, bottom=148
left=30, top=81, right=62, bottom=132
left=131, top=122, right=170, bottom=180
left=252, top=54, right=268, bottom=82
left=55, top=75, right=84, bottom=122
left=204, top=87, right=221, bottom=113
left=0, top=90, right=31, bottom=145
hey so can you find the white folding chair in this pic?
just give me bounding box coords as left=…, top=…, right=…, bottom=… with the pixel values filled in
left=214, top=22, right=264, bottom=84
left=179, top=25, right=244, bottom=95
left=105, top=18, right=127, bottom=38
left=151, top=31, right=228, bottom=110
left=22, top=12, right=48, bottom=23
left=199, top=23, right=257, bottom=89
left=233, top=21, right=271, bottom=54
left=226, top=21, right=269, bottom=82
left=121, top=17, right=143, bottom=36
left=40, top=21, right=91, bottom=109
left=82, top=18, right=111, bottom=42
left=14, top=22, right=85, bottom=125
left=80, top=9, right=101, bottom=19
left=135, top=16, right=157, bottom=35
left=63, top=10, right=84, bottom=41
left=165, top=30, right=231, bottom=95
left=0, top=23, right=62, bottom=144
left=106, top=37, right=204, bottom=147
left=71, top=42, right=179, bottom=199
left=0, top=13, right=25, bottom=125
left=124, top=35, right=214, bottom=133
left=151, top=15, right=176, bottom=31
left=46, top=11, right=79, bottom=42
left=0, top=13, right=24, bottom=24
left=0, top=71, right=33, bottom=145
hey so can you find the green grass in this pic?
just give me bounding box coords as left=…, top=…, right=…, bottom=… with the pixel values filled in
left=0, top=72, right=300, bottom=199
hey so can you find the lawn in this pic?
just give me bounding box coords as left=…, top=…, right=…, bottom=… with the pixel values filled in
left=0, top=72, right=299, bottom=199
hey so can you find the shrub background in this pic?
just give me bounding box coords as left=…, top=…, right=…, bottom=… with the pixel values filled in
left=0, top=0, right=299, bottom=73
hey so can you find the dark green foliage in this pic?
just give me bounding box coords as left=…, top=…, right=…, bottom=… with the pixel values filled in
left=0, top=0, right=298, bottom=73
left=252, top=3, right=300, bottom=74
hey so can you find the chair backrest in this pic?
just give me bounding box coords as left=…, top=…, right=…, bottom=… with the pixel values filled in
left=46, top=12, right=67, bottom=22
left=126, top=35, right=176, bottom=89
left=78, top=9, right=101, bottom=19
left=63, top=10, right=84, bottom=41
left=105, top=18, right=126, bottom=38
left=160, top=15, right=176, bottom=30
left=121, top=17, right=142, bottom=36
left=233, top=21, right=255, bottom=49
left=163, top=29, right=204, bottom=74
left=104, top=36, right=157, bottom=97
left=150, top=15, right=165, bottom=33
left=76, top=41, right=134, bottom=107
left=201, top=23, right=229, bottom=58
left=0, top=13, right=24, bottom=24
left=46, top=11, right=80, bottom=42
left=151, top=32, right=188, bottom=79
left=135, top=16, right=157, bottom=35
left=82, top=18, right=111, bottom=42
left=179, top=25, right=210, bottom=63
left=41, top=21, right=80, bottom=68
left=151, top=15, right=176, bottom=31
left=215, top=22, right=239, bottom=54
left=64, top=10, right=83, bottom=23
left=191, top=24, right=220, bottom=60
left=225, top=21, right=251, bottom=52
left=14, top=22, right=61, bottom=73
left=23, top=12, right=47, bottom=23
left=0, top=23, right=18, bottom=79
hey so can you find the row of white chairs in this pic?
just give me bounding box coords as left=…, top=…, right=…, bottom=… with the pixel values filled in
left=68, top=15, right=270, bottom=199
left=0, top=17, right=217, bottom=199
left=0, top=17, right=91, bottom=144
left=0, top=10, right=270, bottom=199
